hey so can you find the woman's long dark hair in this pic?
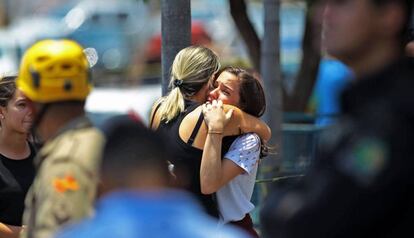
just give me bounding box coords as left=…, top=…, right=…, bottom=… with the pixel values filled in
left=215, top=66, right=266, bottom=117
left=214, top=66, right=271, bottom=158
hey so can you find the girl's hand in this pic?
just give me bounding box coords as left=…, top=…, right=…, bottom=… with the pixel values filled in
left=202, top=100, right=233, bottom=133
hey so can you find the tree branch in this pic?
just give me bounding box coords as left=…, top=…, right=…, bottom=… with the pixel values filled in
left=229, top=0, right=261, bottom=70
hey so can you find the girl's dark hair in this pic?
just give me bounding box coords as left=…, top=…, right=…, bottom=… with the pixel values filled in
left=0, top=76, right=17, bottom=107
left=217, top=66, right=266, bottom=117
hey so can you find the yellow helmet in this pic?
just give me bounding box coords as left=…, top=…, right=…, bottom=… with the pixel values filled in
left=16, top=39, right=92, bottom=103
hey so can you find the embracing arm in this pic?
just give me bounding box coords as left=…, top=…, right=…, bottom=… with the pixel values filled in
left=222, top=105, right=271, bottom=142
left=201, top=133, right=245, bottom=194
left=180, top=102, right=271, bottom=149
left=0, top=223, right=22, bottom=238
left=200, top=101, right=245, bottom=194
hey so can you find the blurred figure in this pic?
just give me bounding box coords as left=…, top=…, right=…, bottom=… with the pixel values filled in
left=55, top=116, right=249, bottom=238
left=0, top=76, right=35, bottom=238
left=17, top=39, right=104, bottom=238
left=261, top=0, right=414, bottom=237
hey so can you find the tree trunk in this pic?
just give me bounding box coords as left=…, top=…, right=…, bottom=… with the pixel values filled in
left=0, top=0, right=10, bottom=26
left=283, top=8, right=321, bottom=112
left=161, top=0, right=191, bottom=95
left=229, top=0, right=321, bottom=113
left=261, top=0, right=282, bottom=179
left=229, top=0, right=261, bottom=71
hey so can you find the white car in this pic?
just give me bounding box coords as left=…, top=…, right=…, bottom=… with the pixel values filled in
left=85, top=83, right=162, bottom=127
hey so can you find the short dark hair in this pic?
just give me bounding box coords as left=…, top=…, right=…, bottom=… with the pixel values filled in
left=101, top=116, right=169, bottom=184
left=217, top=66, right=266, bottom=117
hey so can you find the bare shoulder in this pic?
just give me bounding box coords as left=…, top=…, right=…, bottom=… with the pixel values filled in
left=149, top=101, right=162, bottom=129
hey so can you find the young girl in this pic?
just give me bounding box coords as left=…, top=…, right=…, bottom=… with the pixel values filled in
left=201, top=67, right=267, bottom=237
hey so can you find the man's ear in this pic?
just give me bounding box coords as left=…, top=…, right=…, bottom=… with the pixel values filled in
left=378, top=3, right=406, bottom=38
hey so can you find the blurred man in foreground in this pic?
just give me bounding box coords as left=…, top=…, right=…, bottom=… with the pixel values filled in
left=261, top=0, right=414, bottom=237
left=55, top=116, right=249, bottom=238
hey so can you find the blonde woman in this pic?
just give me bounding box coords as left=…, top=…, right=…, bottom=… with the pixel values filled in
left=0, top=76, right=35, bottom=238
left=150, top=46, right=270, bottom=218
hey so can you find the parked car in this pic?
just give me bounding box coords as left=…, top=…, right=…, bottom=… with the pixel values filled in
left=85, top=83, right=161, bottom=127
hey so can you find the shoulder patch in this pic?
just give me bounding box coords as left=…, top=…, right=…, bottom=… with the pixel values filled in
left=53, top=174, right=80, bottom=193
left=338, top=137, right=388, bottom=186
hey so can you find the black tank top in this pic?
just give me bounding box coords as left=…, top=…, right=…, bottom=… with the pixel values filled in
left=155, top=100, right=219, bottom=217
left=154, top=100, right=238, bottom=218
left=0, top=142, right=36, bottom=226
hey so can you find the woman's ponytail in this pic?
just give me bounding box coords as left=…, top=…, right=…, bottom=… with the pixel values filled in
left=157, top=87, right=185, bottom=123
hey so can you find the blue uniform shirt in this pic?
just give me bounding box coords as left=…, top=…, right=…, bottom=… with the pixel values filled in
left=55, top=189, right=249, bottom=238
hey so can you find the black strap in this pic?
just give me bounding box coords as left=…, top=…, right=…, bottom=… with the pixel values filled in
left=149, top=103, right=162, bottom=128
left=187, top=111, right=204, bottom=146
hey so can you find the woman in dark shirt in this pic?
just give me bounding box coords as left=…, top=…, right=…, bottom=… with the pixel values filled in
left=0, top=76, right=35, bottom=238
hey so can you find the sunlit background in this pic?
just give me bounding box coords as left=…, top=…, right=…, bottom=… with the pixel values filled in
left=0, top=0, right=306, bottom=122
left=0, top=0, right=317, bottom=230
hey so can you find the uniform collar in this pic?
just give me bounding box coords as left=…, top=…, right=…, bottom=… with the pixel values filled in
left=341, top=57, right=414, bottom=115
left=34, top=116, right=94, bottom=168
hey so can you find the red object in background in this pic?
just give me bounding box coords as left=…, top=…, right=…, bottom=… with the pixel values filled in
left=191, top=21, right=212, bottom=45
left=145, top=21, right=212, bottom=63
left=127, top=109, right=144, bottom=125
